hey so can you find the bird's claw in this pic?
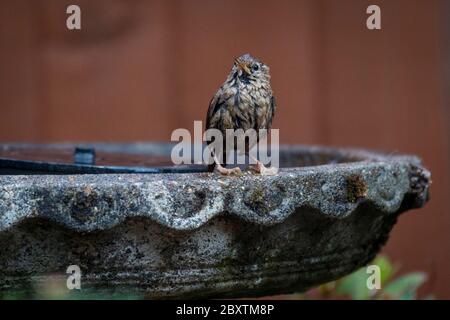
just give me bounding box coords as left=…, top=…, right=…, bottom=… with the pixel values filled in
left=249, top=162, right=279, bottom=176
left=217, top=166, right=242, bottom=176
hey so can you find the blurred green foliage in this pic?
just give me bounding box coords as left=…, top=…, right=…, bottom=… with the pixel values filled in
left=296, top=255, right=430, bottom=300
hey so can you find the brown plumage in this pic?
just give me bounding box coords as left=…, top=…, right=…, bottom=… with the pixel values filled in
left=205, top=53, right=278, bottom=175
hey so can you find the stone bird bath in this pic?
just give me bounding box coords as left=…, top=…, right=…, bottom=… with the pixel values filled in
left=0, top=143, right=430, bottom=299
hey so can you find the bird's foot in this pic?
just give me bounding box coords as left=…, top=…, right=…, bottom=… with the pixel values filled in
left=216, top=165, right=242, bottom=176
left=249, top=162, right=279, bottom=176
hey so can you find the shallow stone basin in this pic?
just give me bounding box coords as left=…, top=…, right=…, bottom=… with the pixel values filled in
left=0, top=143, right=430, bottom=298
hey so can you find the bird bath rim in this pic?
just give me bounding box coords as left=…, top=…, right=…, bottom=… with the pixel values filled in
left=0, top=143, right=429, bottom=233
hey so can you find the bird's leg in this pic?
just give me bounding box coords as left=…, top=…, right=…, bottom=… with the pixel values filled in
left=248, top=155, right=279, bottom=176
left=213, top=155, right=242, bottom=175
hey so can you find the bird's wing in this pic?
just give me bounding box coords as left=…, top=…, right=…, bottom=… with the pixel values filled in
left=267, top=95, right=276, bottom=128
left=206, top=89, right=226, bottom=129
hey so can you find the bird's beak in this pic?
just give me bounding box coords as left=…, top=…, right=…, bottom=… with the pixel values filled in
left=235, top=58, right=251, bottom=75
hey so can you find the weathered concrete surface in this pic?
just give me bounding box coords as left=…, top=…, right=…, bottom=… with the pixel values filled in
left=0, top=144, right=430, bottom=299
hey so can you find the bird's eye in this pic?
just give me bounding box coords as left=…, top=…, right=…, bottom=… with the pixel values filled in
left=252, top=64, right=259, bottom=72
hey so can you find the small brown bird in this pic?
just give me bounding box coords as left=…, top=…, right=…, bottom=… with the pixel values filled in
left=205, top=53, right=278, bottom=175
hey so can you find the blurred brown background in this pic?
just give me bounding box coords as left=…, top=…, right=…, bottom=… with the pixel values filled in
left=0, top=0, right=449, bottom=298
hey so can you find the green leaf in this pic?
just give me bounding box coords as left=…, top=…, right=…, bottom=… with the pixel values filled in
left=383, top=272, right=427, bottom=300
left=335, top=268, right=371, bottom=300
left=372, top=255, right=397, bottom=286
